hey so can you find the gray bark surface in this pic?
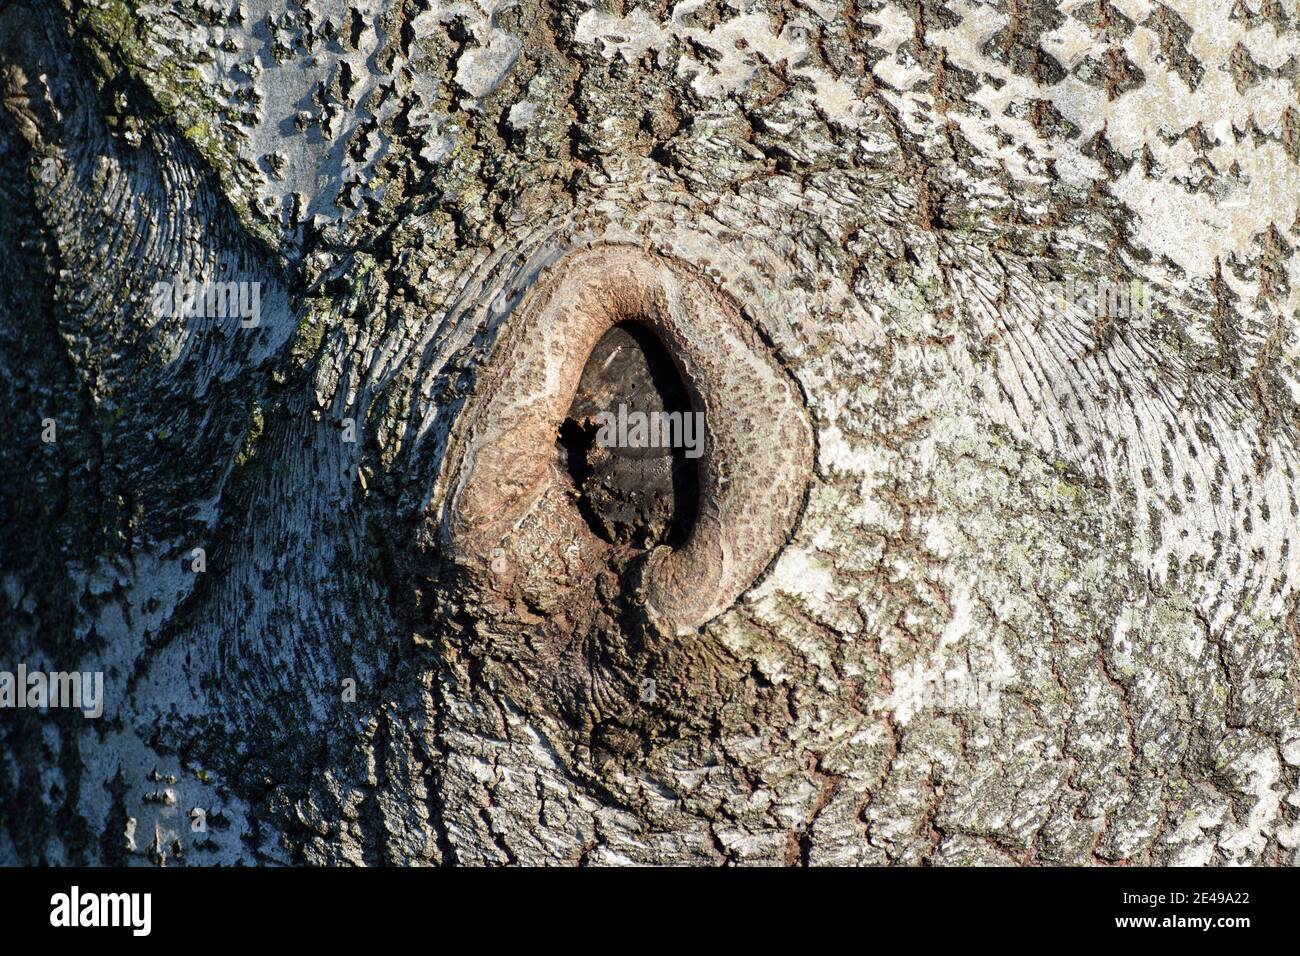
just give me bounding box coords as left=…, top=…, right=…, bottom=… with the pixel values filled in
left=1, top=0, right=1298, bottom=865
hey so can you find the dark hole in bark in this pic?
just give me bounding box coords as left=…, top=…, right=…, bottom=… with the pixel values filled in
left=556, top=322, right=700, bottom=550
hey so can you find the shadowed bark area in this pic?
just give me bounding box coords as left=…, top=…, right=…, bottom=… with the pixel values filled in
left=1, top=0, right=1298, bottom=866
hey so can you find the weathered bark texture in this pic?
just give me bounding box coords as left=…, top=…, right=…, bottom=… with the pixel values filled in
left=1, top=0, right=1299, bottom=865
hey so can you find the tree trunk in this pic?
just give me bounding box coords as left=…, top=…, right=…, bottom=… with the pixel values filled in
left=2, top=0, right=1298, bottom=866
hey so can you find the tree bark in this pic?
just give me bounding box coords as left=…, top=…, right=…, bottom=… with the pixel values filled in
left=1, top=0, right=1298, bottom=865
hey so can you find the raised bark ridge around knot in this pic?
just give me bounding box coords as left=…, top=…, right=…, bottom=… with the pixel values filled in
left=439, top=245, right=813, bottom=635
